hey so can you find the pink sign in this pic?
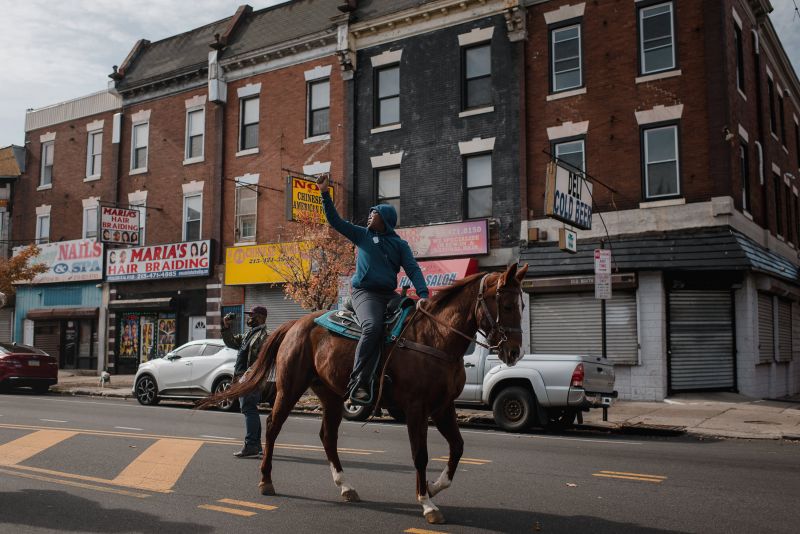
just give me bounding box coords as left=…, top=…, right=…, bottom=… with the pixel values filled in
left=399, top=258, right=478, bottom=299
left=396, top=220, right=489, bottom=259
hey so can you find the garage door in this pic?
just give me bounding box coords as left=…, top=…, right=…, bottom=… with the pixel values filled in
left=245, top=286, right=308, bottom=332
left=530, top=291, right=638, bottom=364
left=34, top=321, right=61, bottom=360
left=0, top=308, right=12, bottom=342
left=668, top=290, right=734, bottom=391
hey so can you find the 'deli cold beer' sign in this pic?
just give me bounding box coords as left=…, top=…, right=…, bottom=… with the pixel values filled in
left=544, top=161, right=593, bottom=231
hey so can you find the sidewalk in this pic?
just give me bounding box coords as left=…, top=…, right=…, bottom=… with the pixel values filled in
left=52, top=372, right=800, bottom=441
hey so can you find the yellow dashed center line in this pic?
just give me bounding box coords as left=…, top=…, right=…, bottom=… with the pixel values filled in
left=0, top=467, right=151, bottom=498
left=218, top=498, right=278, bottom=511
left=593, top=470, right=667, bottom=483
left=198, top=504, right=257, bottom=517
left=432, top=456, right=491, bottom=466
left=404, top=528, right=449, bottom=534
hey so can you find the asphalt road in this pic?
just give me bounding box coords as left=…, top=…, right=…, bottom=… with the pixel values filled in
left=0, top=393, right=798, bottom=534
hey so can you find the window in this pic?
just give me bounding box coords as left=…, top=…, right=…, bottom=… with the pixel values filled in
left=239, top=97, right=259, bottom=150
left=376, top=168, right=400, bottom=224
left=463, top=44, right=491, bottom=109
left=786, top=183, right=793, bottom=243
left=639, top=2, right=675, bottom=74
left=734, top=23, right=745, bottom=93
left=740, top=142, right=750, bottom=213
left=40, top=141, right=54, bottom=187
left=643, top=124, right=680, bottom=199
left=375, top=66, right=400, bottom=126
left=551, top=25, right=582, bottom=92
left=185, top=109, right=204, bottom=160
left=131, top=122, right=149, bottom=170
left=87, top=131, right=102, bottom=178
left=201, top=343, right=223, bottom=356
left=183, top=194, right=202, bottom=241
left=235, top=185, right=257, bottom=243
left=773, top=172, right=783, bottom=236
left=83, top=206, right=98, bottom=239
left=465, top=154, right=492, bottom=218
left=130, top=201, right=146, bottom=245
left=307, top=79, right=330, bottom=137
left=778, top=92, right=786, bottom=145
left=554, top=139, right=585, bottom=173
left=768, top=78, right=776, bottom=135
left=36, top=214, right=50, bottom=244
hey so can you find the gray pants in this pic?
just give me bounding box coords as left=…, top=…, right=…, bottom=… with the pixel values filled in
left=350, top=287, right=395, bottom=384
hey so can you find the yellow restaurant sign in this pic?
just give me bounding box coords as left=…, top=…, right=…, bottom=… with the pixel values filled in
left=225, top=242, right=310, bottom=285
left=288, top=175, right=333, bottom=223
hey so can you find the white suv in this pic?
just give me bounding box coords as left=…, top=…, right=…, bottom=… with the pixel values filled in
left=132, top=339, right=239, bottom=411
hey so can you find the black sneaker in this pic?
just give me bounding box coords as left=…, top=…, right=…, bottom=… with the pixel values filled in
left=233, top=447, right=263, bottom=458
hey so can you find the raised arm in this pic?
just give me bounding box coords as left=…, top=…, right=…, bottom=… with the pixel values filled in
left=400, top=243, right=429, bottom=298
left=319, top=176, right=363, bottom=244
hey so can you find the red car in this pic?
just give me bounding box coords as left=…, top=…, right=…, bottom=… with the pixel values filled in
left=0, top=342, right=58, bottom=394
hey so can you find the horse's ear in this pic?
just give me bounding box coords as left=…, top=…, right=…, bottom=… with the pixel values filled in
left=502, top=263, right=518, bottom=285
left=515, top=263, right=529, bottom=282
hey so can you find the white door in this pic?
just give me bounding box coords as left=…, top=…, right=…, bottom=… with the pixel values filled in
left=157, top=343, right=203, bottom=390
left=189, top=316, right=207, bottom=341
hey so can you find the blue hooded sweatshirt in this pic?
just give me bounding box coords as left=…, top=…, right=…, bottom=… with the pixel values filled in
left=321, top=191, right=429, bottom=298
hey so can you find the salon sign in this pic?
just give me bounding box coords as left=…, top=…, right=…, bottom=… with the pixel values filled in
left=106, top=240, right=211, bottom=282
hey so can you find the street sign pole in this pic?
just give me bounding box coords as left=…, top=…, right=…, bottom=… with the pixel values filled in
left=600, top=240, right=607, bottom=360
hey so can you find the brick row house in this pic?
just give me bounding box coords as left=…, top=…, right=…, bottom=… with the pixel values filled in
left=7, top=0, right=800, bottom=399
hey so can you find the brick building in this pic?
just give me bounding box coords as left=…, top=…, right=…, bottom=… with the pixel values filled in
left=519, top=0, right=800, bottom=399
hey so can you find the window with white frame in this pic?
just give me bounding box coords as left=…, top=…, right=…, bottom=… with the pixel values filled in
left=376, top=66, right=400, bottom=126
left=551, top=24, right=582, bottom=92
left=235, top=185, right=257, bottom=243
left=638, top=2, right=675, bottom=75
left=131, top=122, right=149, bottom=170
left=36, top=214, right=50, bottom=244
left=130, top=201, right=146, bottom=245
left=183, top=194, right=202, bottom=241
left=554, top=138, right=585, bottom=172
left=185, top=108, right=204, bottom=160
left=376, top=167, right=400, bottom=224
left=778, top=91, right=786, bottom=145
left=740, top=141, right=750, bottom=213
left=239, top=97, right=259, bottom=150
left=464, top=44, right=491, bottom=109
left=307, top=79, right=330, bottom=137
left=40, top=141, right=54, bottom=187
left=465, top=154, right=492, bottom=218
left=83, top=205, right=98, bottom=239
left=86, top=131, right=102, bottom=178
left=773, top=171, right=783, bottom=237
left=768, top=78, right=777, bottom=135
left=643, top=124, right=680, bottom=199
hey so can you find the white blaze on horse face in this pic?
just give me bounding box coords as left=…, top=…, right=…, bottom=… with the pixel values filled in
left=427, top=468, right=452, bottom=498
left=418, top=493, right=440, bottom=515
left=329, top=463, right=356, bottom=495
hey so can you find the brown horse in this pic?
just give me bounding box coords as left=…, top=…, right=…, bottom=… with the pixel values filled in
left=204, top=262, right=528, bottom=524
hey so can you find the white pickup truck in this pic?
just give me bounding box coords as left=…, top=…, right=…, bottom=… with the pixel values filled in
left=456, top=335, right=617, bottom=432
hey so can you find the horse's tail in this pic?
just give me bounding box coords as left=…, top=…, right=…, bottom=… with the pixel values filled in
left=197, top=319, right=296, bottom=410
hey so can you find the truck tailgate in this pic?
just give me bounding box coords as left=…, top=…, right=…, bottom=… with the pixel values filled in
left=582, top=357, right=615, bottom=394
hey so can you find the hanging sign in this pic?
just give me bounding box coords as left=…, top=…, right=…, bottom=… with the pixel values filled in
left=14, top=239, right=104, bottom=284
left=105, top=240, right=210, bottom=282
left=558, top=227, right=577, bottom=253
left=100, top=207, right=141, bottom=245
left=544, top=161, right=593, bottom=230
left=287, top=175, right=334, bottom=223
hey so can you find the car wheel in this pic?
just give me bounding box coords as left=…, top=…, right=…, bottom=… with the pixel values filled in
left=32, top=384, right=50, bottom=395
left=135, top=375, right=160, bottom=406
left=387, top=407, right=406, bottom=423
left=545, top=408, right=578, bottom=430
left=213, top=378, right=239, bottom=412
left=492, top=386, right=535, bottom=433
left=342, top=399, right=371, bottom=421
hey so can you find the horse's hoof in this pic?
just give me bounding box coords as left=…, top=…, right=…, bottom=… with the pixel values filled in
left=342, top=489, right=361, bottom=502
left=425, top=510, right=446, bottom=524
left=259, top=482, right=275, bottom=496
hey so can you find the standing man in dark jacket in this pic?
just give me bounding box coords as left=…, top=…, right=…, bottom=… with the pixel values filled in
left=318, top=175, right=429, bottom=404
left=222, top=305, right=269, bottom=458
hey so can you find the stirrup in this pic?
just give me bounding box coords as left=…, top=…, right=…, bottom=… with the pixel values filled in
left=348, top=377, right=376, bottom=406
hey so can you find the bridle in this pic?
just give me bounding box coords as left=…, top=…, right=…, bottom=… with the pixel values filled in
left=475, top=273, right=523, bottom=352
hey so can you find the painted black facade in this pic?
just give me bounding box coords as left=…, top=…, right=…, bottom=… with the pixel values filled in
left=352, top=15, right=522, bottom=248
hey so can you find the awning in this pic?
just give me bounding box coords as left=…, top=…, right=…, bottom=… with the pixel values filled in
left=108, top=297, right=174, bottom=310
left=27, top=307, right=98, bottom=320
left=520, top=226, right=800, bottom=285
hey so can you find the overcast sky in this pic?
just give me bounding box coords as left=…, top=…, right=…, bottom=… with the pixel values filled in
left=0, top=0, right=798, bottom=149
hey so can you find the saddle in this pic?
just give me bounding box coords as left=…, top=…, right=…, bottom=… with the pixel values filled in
left=314, top=294, right=416, bottom=342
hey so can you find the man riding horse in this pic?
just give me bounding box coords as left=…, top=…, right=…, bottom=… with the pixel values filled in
left=317, top=174, right=429, bottom=405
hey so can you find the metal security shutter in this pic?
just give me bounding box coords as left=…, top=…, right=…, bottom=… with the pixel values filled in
left=668, top=290, right=734, bottom=391
left=777, top=299, right=792, bottom=362
left=245, top=286, right=308, bottom=332
left=0, top=308, right=12, bottom=342
left=33, top=321, right=61, bottom=359
left=757, top=292, right=774, bottom=363
left=530, top=292, right=638, bottom=364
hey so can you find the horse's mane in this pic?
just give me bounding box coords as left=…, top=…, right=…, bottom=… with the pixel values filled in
left=427, top=271, right=490, bottom=310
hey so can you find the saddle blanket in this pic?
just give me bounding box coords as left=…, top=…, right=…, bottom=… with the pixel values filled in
left=314, top=299, right=415, bottom=342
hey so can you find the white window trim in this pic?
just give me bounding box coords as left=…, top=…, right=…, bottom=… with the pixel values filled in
left=546, top=87, right=586, bottom=101
left=543, top=2, right=586, bottom=25
left=237, top=83, right=261, bottom=99
left=731, top=6, right=743, bottom=28
left=235, top=173, right=260, bottom=186
left=36, top=213, right=51, bottom=244
left=370, top=123, right=402, bottom=134
left=635, top=104, right=684, bottom=125
left=755, top=141, right=764, bottom=185
left=643, top=124, right=681, bottom=200
left=235, top=147, right=259, bottom=157
left=304, top=65, right=332, bottom=81
left=303, top=162, right=331, bottom=176
left=738, top=124, right=749, bottom=143
left=304, top=133, right=331, bottom=144
left=182, top=192, right=203, bottom=241
left=551, top=24, right=583, bottom=93
left=635, top=69, right=682, bottom=84
left=306, top=77, right=331, bottom=139
left=182, top=180, right=205, bottom=195
left=639, top=1, right=676, bottom=75
left=547, top=120, right=589, bottom=140
left=238, top=95, right=260, bottom=153
left=639, top=197, right=686, bottom=209
left=554, top=138, right=586, bottom=172
left=370, top=151, right=404, bottom=169
left=82, top=197, right=100, bottom=239
left=184, top=105, right=205, bottom=164
left=85, top=128, right=103, bottom=181
left=36, top=204, right=51, bottom=216
left=234, top=181, right=257, bottom=244
left=457, top=26, right=494, bottom=47
left=39, top=140, right=54, bottom=189
left=370, top=49, right=402, bottom=67
left=128, top=190, right=147, bottom=246
left=39, top=132, right=55, bottom=143
left=459, top=137, right=496, bottom=155
left=459, top=106, right=494, bottom=118
left=130, top=120, right=149, bottom=173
